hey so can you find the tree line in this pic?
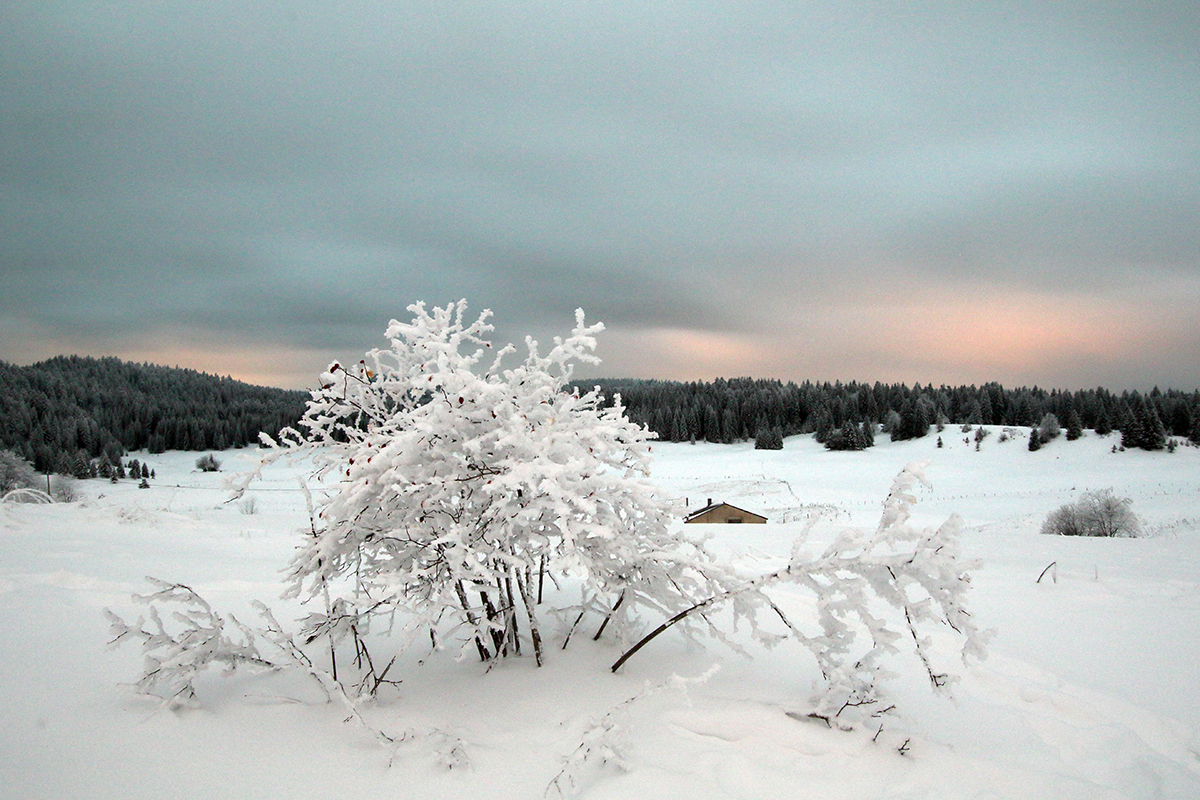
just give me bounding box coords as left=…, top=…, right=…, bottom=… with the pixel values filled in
left=0, top=356, right=307, bottom=476
left=580, top=378, right=1200, bottom=451
left=3, top=356, right=1197, bottom=482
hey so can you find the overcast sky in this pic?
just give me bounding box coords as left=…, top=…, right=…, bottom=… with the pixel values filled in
left=2, top=1, right=1198, bottom=391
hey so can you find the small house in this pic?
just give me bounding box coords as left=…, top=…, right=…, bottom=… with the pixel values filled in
left=684, top=498, right=767, bottom=524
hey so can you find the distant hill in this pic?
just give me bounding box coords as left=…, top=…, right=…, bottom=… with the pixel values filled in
left=0, top=356, right=307, bottom=474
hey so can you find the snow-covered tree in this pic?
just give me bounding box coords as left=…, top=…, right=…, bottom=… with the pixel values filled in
left=1121, top=396, right=1167, bottom=451
left=242, top=301, right=721, bottom=667
left=825, top=420, right=872, bottom=451
left=1042, top=489, right=1140, bottom=538
left=0, top=449, right=38, bottom=494
left=1035, top=413, right=1060, bottom=444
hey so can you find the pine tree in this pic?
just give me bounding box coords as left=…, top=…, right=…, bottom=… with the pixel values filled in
left=70, top=451, right=92, bottom=480
left=1065, top=409, right=1084, bottom=441
left=754, top=425, right=783, bottom=450
left=859, top=420, right=875, bottom=447
left=1121, top=396, right=1167, bottom=451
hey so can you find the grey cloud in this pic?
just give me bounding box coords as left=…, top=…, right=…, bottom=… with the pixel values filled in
left=2, top=1, right=1198, bottom=388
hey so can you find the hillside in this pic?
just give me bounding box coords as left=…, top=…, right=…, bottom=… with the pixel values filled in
left=0, top=356, right=307, bottom=473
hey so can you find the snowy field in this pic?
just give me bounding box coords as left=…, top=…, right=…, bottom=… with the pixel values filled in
left=2, top=428, right=1199, bottom=799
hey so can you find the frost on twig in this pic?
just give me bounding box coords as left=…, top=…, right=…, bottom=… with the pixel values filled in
left=545, top=667, right=719, bottom=798
left=105, top=579, right=467, bottom=765
left=104, top=578, right=278, bottom=709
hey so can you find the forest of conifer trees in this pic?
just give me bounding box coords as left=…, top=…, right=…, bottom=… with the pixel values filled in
left=0, top=356, right=307, bottom=476
left=581, top=377, right=1200, bottom=451
left=2, top=356, right=1197, bottom=483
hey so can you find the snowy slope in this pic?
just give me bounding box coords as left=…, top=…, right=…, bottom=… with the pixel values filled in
left=2, top=429, right=1199, bottom=799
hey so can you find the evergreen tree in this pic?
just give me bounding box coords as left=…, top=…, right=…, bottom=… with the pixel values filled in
left=70, top=451, right=92, bottom=480
left=891, top=397, right=930, bottom=441
left=704, top=406, right=721, bottom=444
left=1121, top=396, right=1167, bottom=451
left=809, top=407, right=834, bottom=443
left=1065, top=409, right=1084, bottom=441
left=754, top=425, right=784, bottom=450
left=859, top=420, right=875, bottom=447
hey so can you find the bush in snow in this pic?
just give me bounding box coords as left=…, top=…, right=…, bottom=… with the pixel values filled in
left=0, top=450, right=53, bottom=504
left=1041, top=489, right=1141, bottom=538
left=0, top=449, right=38, bottom=494
left=237, top=300, right=723, bottom=670
left=1033, top=413, right=1060, bottom=446
left=195, top=453, right=222, bottom=472
left=50, top=476, right=79, bottom=503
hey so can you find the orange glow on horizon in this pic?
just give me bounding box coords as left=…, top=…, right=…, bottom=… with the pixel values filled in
left=861, top=292, right=1143, bottom=374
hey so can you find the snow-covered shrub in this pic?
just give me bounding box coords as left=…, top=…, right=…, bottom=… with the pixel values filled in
left=50, top=475, right=78, bottom=503
left=0, top=449, right=38, bottom=494
left=195, top=453, right=221, bottom=472
left=1030, top=413, right=1060, bottom=449
left=1041, top=489, right=1141, bottom=538
left=104, top=579, right=427, bottom=752
left=105, top=579, right=279, bottom=708
left=1036, top=413, right=1061, bottom=443
left=0, top=451, right=52, bottom=504
left=238, top=300, right=723, bottom=669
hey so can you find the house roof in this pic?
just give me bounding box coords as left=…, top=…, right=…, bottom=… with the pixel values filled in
left=684, top=500, right=767, bottom=523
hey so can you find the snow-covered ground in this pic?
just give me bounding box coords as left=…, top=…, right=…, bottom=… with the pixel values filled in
left=2, top=428, right=1199, bottom=798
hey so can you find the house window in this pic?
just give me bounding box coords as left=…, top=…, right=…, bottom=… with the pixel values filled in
left=726, top=517, right=742, bottom=523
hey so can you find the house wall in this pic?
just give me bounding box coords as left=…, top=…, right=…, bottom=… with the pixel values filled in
left=686, top=505, right=767, bottom=524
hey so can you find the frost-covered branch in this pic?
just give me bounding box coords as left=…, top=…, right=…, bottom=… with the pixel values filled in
left=545, top=667, right=719, bottom=798
left=105, top=579, right=466, bottom=764
left=104, top=578, right=279, bottom=708
left=612, top=463, right=988, bottom=729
